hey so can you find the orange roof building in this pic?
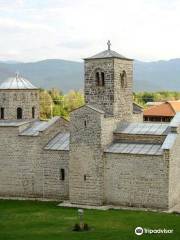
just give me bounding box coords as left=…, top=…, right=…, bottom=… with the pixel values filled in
left=143, top=101, right=180, bottom=122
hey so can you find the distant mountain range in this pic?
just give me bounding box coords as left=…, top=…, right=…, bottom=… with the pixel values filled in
left=0, top=58, right=180, bottom=92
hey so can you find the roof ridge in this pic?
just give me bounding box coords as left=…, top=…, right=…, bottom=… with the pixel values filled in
left=144, top=103, right=165, bottom=111
left=167, top=102, right=176, bottom=114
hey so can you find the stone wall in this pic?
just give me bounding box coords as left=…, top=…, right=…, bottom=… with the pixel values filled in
left=133, top=112, right=143, bottom=122
left=84, top=58, right=133, bottom=120
left=0, top=117, right=69, bottom=200
left=84, top=58, right=115, bottom=116
left=168, top=133, right=180, bottom=208
left=101, top=116, right=119, bottom=147
left=69, top=106, right=105, bottom=205
left=0, top=89, right=39, bottom=120
left=43, top=150, right=69, bottom=200
left=113, top=58, right=133, bottom=121
left=104, top=152, right=169, bottom=209
left=113, top=133, right=166, bottom=144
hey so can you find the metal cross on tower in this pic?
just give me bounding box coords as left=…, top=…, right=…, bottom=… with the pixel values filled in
left=15, top=71, right=20, bottom=79
left=107, top=40, right=111, bottom=50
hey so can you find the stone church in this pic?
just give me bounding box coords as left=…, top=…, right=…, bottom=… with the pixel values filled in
left=0, top=43, right=180, bottom=210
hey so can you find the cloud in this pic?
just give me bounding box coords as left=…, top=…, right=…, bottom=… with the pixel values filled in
left=0, top=0, right=25, bottom=9
left=0, top=17, right=54, bottom=32
left=0, top=0, right=180, bottom=61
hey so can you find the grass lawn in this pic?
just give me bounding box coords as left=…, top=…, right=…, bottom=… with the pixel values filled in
left=0, top=200, right=179, bottom=240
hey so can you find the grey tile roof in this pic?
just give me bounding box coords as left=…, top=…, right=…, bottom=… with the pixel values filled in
left=133, top=102, right=143, bottom=114
left=162, top=133, right=177, bottom=150
left=115, top=122, right=170, bottom=135
left=85, top=50, right=132, bottom=60
left=169, top=112, right=180, bottom=127
left=105, top=143, right=163, bottom=155
left=44, top=132, right=70, bottom=151
left=0, top=74, right=38, bottom=90
left=19, top=117, right=60, bottom=136
left=86, top=105, right=105, bottom=114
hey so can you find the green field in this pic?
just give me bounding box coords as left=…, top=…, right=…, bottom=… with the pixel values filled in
left=0, top=200, right=179, bottom=240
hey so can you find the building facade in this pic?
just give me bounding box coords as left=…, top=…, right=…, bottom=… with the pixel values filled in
left=0, top=43, right=180, bottom=210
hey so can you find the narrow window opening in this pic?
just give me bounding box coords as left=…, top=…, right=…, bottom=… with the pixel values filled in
left=84, top=120, right=87, bottom=127
left=96, top=72, right=100, bottom=86
left=120, top=70, right=127, bottom=88
left=101, top=72, right=105, bottom=86
left=60, top=168, right=65, bottom=181
left=0, top=108, right=4, bottom=119
left=84, top=174, right=87, bottom=181
left=32, top=107, right=35, bottom=119
left=17, top=107, right=22, bottom=119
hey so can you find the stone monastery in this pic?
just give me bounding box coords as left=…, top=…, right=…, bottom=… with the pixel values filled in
left=0, top=42, right=180, bottom=210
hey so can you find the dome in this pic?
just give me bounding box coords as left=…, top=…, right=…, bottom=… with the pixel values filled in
left=0, top=73, right=38, bottom=90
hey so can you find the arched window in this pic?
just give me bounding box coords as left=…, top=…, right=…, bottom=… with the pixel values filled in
left=120, top=70, right=127, bottom=88
left=32, top=107, right=35, bottom=119
left=0, top=108, right=4, bottom=119
left=17, top=107, right=22, bottom=119
left=95, top=70, right=105, bottom=86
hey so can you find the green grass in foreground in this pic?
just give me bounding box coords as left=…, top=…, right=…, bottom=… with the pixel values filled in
left=0, top=200, right=179, bottom=240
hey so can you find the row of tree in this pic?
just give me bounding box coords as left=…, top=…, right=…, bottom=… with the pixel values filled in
left=39, top=89, right=180, bottom=119
left=40, top=88, right=84, bottom=119
left=133, top=91, right=180, bottom=107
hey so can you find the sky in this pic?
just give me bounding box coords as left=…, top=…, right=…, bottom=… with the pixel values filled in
left=0, top=0, right=180, bottom=62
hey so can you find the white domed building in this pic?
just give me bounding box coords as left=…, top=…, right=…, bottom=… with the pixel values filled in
left=0, top=73, right=39, bottom=120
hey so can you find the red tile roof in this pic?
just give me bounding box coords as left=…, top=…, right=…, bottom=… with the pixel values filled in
left=144, top=101, right=180, bottom=117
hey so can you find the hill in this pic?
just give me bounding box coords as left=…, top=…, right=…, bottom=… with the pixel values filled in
left=0, top=58, right=180, bottom=92
left=0, top=59, right=83, bottom=92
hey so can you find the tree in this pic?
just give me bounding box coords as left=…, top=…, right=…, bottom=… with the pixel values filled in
left=48, top=88, right=63, bottom=104
left=39, top=90, right=53, bottom=119
left=64, top=90, right=84, bottom=112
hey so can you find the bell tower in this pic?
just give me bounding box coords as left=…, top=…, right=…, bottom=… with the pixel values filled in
left=84, top=41, right=133, bottom=121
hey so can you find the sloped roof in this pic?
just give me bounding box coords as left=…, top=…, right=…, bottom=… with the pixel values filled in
left=19, top=117, right=60, bottom=136
left=169, top=112, right=180, bottom=127
left=44, top=132, right=70, bottom=151
left=143, top=102, right=176, bottom=117
left=105, top=143, right=163, bottom=155
left=85, top=49, right=132, bottom=60
left=0, top=74, right=38, bottom=90
left=169, top=101, right=180, bottom=112
left=133, top=102, right=143, bottom=114
left=115, top=122, right=170, bottom=135
left=70, top=104, right=105, bottom=114
left=162, top=133, right=177, bottom=150
left=84, top=41, right=132, bottom=60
